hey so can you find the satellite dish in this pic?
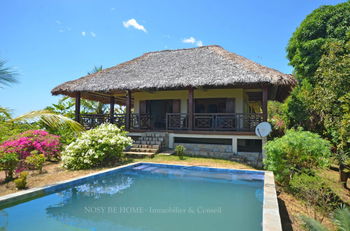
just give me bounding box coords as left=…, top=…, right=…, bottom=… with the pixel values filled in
left=255, top=122, right=272, bottom=137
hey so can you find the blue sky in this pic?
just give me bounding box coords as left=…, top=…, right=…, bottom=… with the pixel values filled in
left=0, top=0, right=346, bottom=116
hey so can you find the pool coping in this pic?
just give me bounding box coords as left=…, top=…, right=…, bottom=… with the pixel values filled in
left=0, top=162, right=282, bottom=231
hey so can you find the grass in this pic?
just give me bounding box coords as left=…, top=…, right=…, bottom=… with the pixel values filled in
left=132, top=154, right=255, bottom=170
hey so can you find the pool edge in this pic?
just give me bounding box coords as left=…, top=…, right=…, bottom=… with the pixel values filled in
left=263, top=171, right=282, bottom=231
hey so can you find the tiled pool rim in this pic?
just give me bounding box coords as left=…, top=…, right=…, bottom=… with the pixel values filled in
left=0, top=162, right=282, bottom=231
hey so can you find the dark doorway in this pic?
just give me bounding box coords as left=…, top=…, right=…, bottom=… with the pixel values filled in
left=139, top=99, right=180, bottom=129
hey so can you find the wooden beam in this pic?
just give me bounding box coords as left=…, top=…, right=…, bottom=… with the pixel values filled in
left=110, top=96, right=115, bottom=123
left=75, top=92, right=81, bottom=123
left=188, top=88, right=194, bottom=130
left=262, top=87, right=268, bottom=121
left=125, top=90, right=131, bottom=130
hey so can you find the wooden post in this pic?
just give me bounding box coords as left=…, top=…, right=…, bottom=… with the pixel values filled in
left=188, top=88, right=194, bottom=130
left=75, top=92, right=81, bottom=123
left=125, top=90, right=131, bottom=130
left=110, top=96, right=115, bottom=123
left=262, top=87, right=268, bottom=121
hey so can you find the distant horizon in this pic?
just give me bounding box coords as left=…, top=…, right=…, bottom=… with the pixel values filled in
left=0, top=0, right=346, bottom=116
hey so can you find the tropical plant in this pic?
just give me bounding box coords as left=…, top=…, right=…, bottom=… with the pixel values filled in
left=0, top=130, right=61, bottom=161
left=301, top=206, right=350, bottom=231
left=25, top=151, right=46, bottom=173
left=290, top=174, right=341, bottom=220
left=62, top=123, right=133, bottom=170
left=12, top=110, right=84, bottom=133
left=175, top=145, right=185, bottom=160
left=0, top=152, right=19, bottom=180
left=264, top=129, right=331, bottom=185
left=0, top=59, right=17, bottom=88
left=14, top=171, right=28, bottom=190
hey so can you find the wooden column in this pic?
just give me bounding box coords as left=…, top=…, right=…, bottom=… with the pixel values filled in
left=188, top=88, right=194, bottom=130
left=262, top=87, right=268, bottom=121
left=125, top=90, right=131, bottom=130
left=109, top=96, right=115, bottom=123
left=75, top=92, right=81, bottom=123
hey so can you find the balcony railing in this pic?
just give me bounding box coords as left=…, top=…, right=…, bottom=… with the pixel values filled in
left=166, top=113, right=263, bottom=131
left=81, top=113, right=264, bottom=132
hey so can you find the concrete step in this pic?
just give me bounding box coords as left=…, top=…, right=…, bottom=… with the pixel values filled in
left=132, top=144, right=160, bottom=149
left=129, top=148, right=158, bottom=153
left=124, top=151, right=155, bottom=158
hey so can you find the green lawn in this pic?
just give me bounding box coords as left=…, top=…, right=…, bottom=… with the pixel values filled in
left=131, top=154, right=255, bottom=170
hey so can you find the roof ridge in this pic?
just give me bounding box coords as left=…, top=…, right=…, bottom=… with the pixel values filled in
left=142, top=45, right=222, bottom=56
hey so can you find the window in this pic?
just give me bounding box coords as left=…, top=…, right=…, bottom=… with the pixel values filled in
left=194, top=98, right=235, bottom=113
left=237, top=139, right=262, bottom=152
left=174, top=137, right=232, bottom=145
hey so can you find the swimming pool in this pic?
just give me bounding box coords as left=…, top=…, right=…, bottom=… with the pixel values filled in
left=0, top=163, right=280, bottom=231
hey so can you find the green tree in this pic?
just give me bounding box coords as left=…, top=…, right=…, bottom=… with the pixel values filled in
left=287, top=2, right=350, bottom=81
left=283, top=2, right=350, bottom=147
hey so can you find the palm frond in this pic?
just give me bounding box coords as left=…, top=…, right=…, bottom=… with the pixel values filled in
left=300, top=215, right=329, bottom=231
left=0, top=60, right=18, bottom=87
left=0, top=107, right=12, bottom=120
left=11, top=110, right=85, bottom=132
left=87, top=65, right=103, bottom=75
left=333, top=207, right=350, bottom=231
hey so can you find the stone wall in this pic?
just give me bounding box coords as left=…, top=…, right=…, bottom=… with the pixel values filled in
left=174, top=142, right=262, bottom=166
left=174, top=143, right=233, bottom=159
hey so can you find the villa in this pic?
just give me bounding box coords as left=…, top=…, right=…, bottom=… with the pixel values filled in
left=52, top=45, right=295, bottom=164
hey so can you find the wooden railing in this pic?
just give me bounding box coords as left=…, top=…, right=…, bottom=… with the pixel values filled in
left=166, top=113, right=264, bottom=131
left=166, top=113, right=188, bottom=130
left=81, top=113, right=264, bottom=131
left=81, top=114, right=125, bottom=129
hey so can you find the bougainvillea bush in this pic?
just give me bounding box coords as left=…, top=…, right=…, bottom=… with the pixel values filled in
left=0, top=130, right=61, bottom=161
left=0, top=130, right=61, bottom=179
left=62, top=124, right=133, bottom=170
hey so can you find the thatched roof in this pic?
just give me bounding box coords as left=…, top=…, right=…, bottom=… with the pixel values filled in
left=52, top=45, right=296, bottom=102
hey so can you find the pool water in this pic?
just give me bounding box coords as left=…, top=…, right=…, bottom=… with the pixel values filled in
left=0, top=163, right=264, bottom=231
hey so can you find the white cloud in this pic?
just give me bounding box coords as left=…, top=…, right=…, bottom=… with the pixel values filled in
left=182, top=37, right=196, bottom=44
left=123, top=19, right=147, bottom=32
left=58, top=29, right=64, bottom=33
left=182, top=37, right=203, bottom=47
left=55, top=20, right=62, bottom=25
left=81, top=31, right=86, bottom=36
left=90, top=32, right=96, bottom=37
left=111, top=7, right=115, bottom=11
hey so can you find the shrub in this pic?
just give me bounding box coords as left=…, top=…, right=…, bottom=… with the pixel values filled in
left=290, top=174, right=341, bottom=220
left=264, top=129, right=331, bottom=185
left=62, top=124, right=133, bottom=170
left=0, top=152, right=19, bottom=180
left=25, top=151, right=46, bottom=173
left=14, top=171, right=28, bottom=190
left=0, top=130, right=61, bottom=161
left=175, top=145, right=185, bottom=160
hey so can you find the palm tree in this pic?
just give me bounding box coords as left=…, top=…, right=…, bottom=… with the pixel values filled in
left=84, top=66, right=108, bottom=114
left=0, top=59, right=17, bottom=87
left=11, top=110, right=84, bottom=133
left=301, top=207, right=350, bottom=231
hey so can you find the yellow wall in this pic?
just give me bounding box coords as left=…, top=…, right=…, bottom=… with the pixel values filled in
left=132, top=88, right=263, bottom=113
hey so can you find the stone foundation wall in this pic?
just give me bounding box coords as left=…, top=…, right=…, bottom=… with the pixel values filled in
left=174, top=143, right=233, bottom=159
